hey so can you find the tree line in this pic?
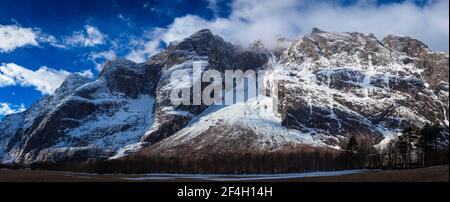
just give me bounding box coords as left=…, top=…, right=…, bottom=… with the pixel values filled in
left=27, top=147, right=348, bottom=174
left=2, top=124, right=448, bottom=174
left=373, top=124, right=449, bottom=169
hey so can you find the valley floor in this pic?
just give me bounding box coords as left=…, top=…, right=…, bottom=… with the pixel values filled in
left=0, top=165, right=448, bottom=182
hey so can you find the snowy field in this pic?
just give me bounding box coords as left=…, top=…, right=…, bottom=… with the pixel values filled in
left=123, top=169, right=380, bottom=181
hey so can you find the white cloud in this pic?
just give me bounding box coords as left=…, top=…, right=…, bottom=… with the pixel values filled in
left=125, top=29, right=165, bottom=63
left=0, top=25, right=39, bottom=53
left=0, top=63, right=91, bottom=95
left=0, top=102, right=26, bottom=116
left=38, top=33, right=67, bottom=48
left=126, top=39, right=162, bottom=63
left=160, top=15, right=212, bottom=44
left=293, top=0, right=449, bottom=51
left=0, top=24, right=68, bottom=52
left=76, top=69, right=94, bottom=79
left=0, top=72, right=16, bottom=86
left=89, top=50, right=118, bottom=71
left=65, top=25, right=106, bottom=47
left=207, top=0, right=222, bottom=16
left=137, top=0, right=448, bottom=53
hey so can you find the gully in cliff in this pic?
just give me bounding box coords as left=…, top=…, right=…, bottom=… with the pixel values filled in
left=169, top=61, right=280, bottom=107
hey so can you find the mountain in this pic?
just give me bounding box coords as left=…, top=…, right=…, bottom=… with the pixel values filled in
left=0, top=29, right=448, bottom=164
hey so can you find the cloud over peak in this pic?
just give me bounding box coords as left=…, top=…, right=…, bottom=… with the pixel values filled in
left=126, top=0, right=448, bottom=63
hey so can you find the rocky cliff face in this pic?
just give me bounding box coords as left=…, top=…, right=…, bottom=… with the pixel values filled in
left=0, top=61, right=158, bottom=163
left=141, top=29, right=269, bottom=145
left=141, top=29, right=449, bottom=158
left=273, top=30, right=448, bottom=147
left=0, top=29, right=448, bottom=163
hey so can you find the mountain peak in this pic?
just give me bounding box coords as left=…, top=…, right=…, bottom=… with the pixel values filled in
left=100, top=58, right=138, bottom=76
left=311, top=27, right=326, bottom=35
left=382, top=34, right=430, bottom=57
left=187, top=29, right=216, bottom=45
left=166, top=29, right=217, bottom=50
left=103, top=58, right=137, bottom=68
left=250, top=39, right=265, bottom=49
left=190, top=29, right=213, bottom=38
left=53, top=73, right=92, bottom=96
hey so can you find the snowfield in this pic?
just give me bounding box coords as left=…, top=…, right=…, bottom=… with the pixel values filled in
left=163, top=96, right=325, bottom=149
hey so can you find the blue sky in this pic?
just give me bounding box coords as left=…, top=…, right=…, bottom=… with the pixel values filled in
left=0, top=0, right=448, bottom=119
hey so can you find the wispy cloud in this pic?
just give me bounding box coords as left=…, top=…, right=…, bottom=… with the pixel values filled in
left=1, top=23, right=108, bottom=52
left=125, top=29, right=165, bottom=63
left=0, top=63, right=91, bottom=95
left=0, top=24, right=68, bottom=52
left=125, top=39, right=162, bottom=63
left=64, top=25, right=106, bottom=47
left=117, top=14, right=134, bottom=27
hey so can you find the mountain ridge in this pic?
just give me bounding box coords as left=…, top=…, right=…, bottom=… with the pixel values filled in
left=0, top=28, right=448, bottom=163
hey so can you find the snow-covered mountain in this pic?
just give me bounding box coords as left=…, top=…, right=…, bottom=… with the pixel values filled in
left=0, top=29, right=448, bottom=163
